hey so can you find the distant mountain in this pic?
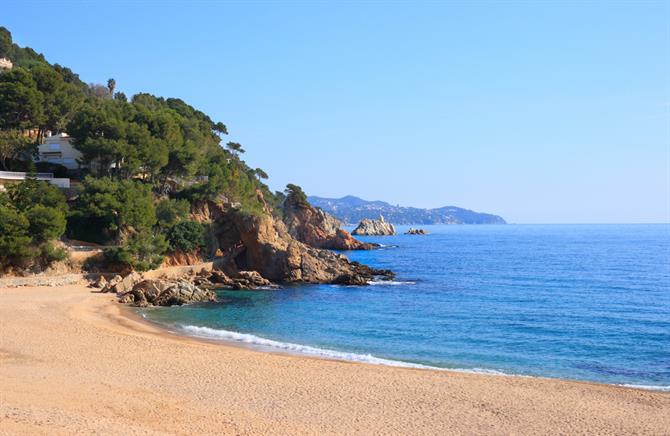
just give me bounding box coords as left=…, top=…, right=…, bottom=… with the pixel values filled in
left=308, top=195, right=506, bottom=225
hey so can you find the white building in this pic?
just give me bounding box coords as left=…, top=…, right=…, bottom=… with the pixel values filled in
left=0, top=57, right=12, bottom=70
left=36, top=132, right=82, bottom=170
left=0, top=171, right=70, bottom=188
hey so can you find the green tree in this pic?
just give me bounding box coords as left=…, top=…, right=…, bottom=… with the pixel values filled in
left=0, top=129, right=36, bottom=170
left=0, top=203, right=34, bottom=269
left=166, top=220, right=204, bottom=252
left=31, top=65, right=85, bottom=135
left=0, top=27, right=12, bottom=59
left=156, top=198, right=190, bottom=228
left=226, top=141, right=244, bottom=156
left=7, top=178, right=67, bottom=211
left=254, top=168, right=269, bottom=180
left=285, top=183, right=309, bottom=207
left=70, top=177, right=156, bottom=242
left=26, top=205, right=67, bottom=244
left=107, top=78, right=116, bottom=95
left=0, top=67, right=45, bottom=130
left=104, top=232, right=168, bottom=272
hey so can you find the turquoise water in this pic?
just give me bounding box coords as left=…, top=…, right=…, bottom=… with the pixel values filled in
left=140, top=224, right=670, bottom=389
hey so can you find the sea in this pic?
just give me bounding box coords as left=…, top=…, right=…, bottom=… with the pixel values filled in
left=139, top=224, right=670, bottom=390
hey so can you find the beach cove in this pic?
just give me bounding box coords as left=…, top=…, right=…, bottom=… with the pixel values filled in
left=1, top=283, right=669, bottom=435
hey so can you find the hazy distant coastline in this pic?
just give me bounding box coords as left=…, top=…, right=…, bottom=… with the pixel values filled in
left=309, top=195, right=506, bottom=225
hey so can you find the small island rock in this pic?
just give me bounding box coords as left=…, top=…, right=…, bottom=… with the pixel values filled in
left=351, top=215, right=396, bottom=236
left=405, top=228, right=429, bottom=235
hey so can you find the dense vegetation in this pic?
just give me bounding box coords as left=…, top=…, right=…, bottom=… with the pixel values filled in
left=0, top=179, right=68, bottom=269
left=0, top=27, right=285, bottom=272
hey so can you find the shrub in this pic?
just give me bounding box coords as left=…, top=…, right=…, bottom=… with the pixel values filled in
left=104, top=232, right=168, bottom=272
left=40, top=241, right=68, bottom=264
left=166, top=220, right=205, bottom=252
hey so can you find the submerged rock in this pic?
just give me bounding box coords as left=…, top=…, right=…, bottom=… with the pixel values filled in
left=351, top=215, right=396, bottom=236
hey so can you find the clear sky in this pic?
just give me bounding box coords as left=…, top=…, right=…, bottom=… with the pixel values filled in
left=3, top=1, right=669, bottom=223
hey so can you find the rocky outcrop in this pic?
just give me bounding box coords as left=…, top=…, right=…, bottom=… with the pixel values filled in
left=101, top=272, right=143, bottom=294
left=232, top=211, right=391, bottom=283
left=117, top=279, right=217, bottom=307
left=351, top=215, right=396, bottom=236
left=190, top=198, right=394, bottom=286
left=282, top=194, right=376, bottom=250
left=405, top=228, right=428, bottom=235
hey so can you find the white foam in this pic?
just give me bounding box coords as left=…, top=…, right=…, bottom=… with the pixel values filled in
left=367, top=280, right=416, bottom=285
left=179, top=324, right=441, bottom=369
left=167, top=324, right=667, bottom=389
left=620, top=384, right=670, bottom=392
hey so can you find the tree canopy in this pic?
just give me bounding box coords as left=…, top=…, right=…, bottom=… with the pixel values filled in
left=0, top=26, right=285, bottom=272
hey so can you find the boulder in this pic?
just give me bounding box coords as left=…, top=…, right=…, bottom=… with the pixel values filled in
left=104, top=271, right=142, bottom=294
left=351, top=215, right=396, bottom=236
left=237, top=270, right=272, bottom=287
left=118, top=279, right=217, bottom=307
left=92, top=275, right=108, bottom=289
left=101, top=274, right=123, bottom=293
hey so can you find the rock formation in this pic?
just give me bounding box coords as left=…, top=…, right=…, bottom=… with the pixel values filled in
left=94, top=271, right=216, bottom=307
left=282, top=192, right=376, bottom=250
left=405, top=228, right=428, bottom=235
left=117, top=279, right=217, bottom=307
left=190, top=199, right=393, bottom=285
left=351, top=215, right=396, bottom=236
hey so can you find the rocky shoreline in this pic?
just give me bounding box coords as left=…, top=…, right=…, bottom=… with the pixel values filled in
left=2, top=192, right=396, bottom=307
left=91, top=260, right=394, bottom=307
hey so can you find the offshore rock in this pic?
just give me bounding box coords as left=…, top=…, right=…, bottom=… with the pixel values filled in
left=405, top=228, right=429, bottom=235
left=351, top=215, right=396, bottom=236
left=282, top=194, right=377, bottom=250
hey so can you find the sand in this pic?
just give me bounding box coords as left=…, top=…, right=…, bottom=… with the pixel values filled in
left=1, top=284, right=668, bottom=435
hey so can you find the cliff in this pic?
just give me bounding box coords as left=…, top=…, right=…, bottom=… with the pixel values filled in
left=282, top=194, right=376, bottom=250
left=191, top=199, right=392, bottom=285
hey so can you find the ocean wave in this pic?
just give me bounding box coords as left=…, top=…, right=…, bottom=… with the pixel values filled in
left=178, top=324, right=512, bottom=376
left=620, top=384, right=670, bottom=392
left=175, top=324, right=670, bottom=390
left=180, top=324, right=437, bottom=368
left=367, top=280, right=416, bottom=285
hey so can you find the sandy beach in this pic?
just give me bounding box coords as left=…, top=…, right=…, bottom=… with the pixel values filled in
left=1, top=284, right=668, bottom=435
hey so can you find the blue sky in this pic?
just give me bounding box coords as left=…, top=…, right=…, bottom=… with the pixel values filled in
left=3, top=1, right=669, bottom=223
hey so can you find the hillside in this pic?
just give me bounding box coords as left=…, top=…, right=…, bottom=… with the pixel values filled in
left=308, top=195, right=506, bottom=225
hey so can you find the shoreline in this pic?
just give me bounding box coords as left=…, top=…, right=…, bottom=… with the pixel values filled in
left=133, top=304, right=669, bottom=392
left=2, top=284, right=669, bottom=435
